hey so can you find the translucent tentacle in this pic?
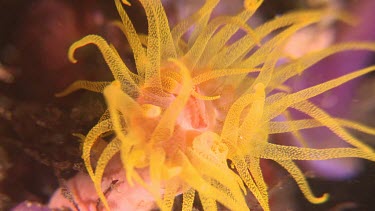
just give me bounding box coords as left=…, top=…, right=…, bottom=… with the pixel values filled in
left=68, top=35, right=139, bottom=97
left=187, top=12, right=210, bottom=49
left=239, top=83, right=265, bottom=142
left=183, top=15, right=260, bottom=71
left=113, top=0, right=147, bottom=75
left=137, top=0, right=162, bottom=89
left=93, top=138, right=121, bottom=211
left=187, top=149, right=247, bottom=208
left=148, top=0, right=176, bottom=60
left=103, top=82, right=142, bottom=186
left=277, top=160, right=329, bottom=204
left=171, top=0, right=219, bottom=54
left=161, top=76, right=179, bottom=94
left=244, top=0, right=264, bottom=12
left=112, top=0, right=148, bottom=76
left=137, top=33, right=149, bottom=47
left=235, top=83, right=269, bottom=208
left=230, top=154, right=269, bottom=211
left=121, top=0, right=130, bottom=6
left=119, top=133, right=141, bottom=186
left=248, top=157, right=269, bottom=209
left=221, top=93, right=254, bottom=146
left=238, top=16, right=336, bottom=70
left=191, top=90, right=220, bottom=101
left=242, top=22, right=321, bottom=94
left=208, top=9, right=330, bottom=69
left=282, top=110, right=309, bottom=147
left=260, top=143, right=375, bottom=161
left=200, top=194, right=217, bottom=211
left=197, top=10, right=254, bottom=69
left=99, top=109, right=111, bottom=123
left=255, top=9, right=353, bottom=40
left=269, top=118, right=375, bottom=135
left=177, top=151, right=246, bottom=211
left=109, top=43, right=141, bottom=84
left=228, top=22, right=319, bottom=89
left=182, top=188, right=195, bottom=210
left=105, top=81, right=142, bottom=124
left=338, top=119, right=375, bottom=135
left=55, top=81, right=111, bottom=97
left=149, top=148, right=166, bottom=202
left=192, top=68, right=260, bottom=85
left=265, top=65, right=375, bottom=121
left=271, top=42, right=375, bottom=90
left=161, top=179, right=179, bottom=210
left=81, top=119, right=113, bottom=180
left=155, top=0, right=176, bottom=59
left=150, top=59, right=192, bottom=144
left=134, top=0, right=177, bottom=64
left=291, top=101, right=373, bottom=152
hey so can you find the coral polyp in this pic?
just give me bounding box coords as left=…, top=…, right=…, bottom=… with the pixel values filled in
left=57, top=0, right=375, bottom=210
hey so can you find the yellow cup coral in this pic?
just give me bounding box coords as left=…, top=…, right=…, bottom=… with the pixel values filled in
left=57, top=0, right=375, bottom=210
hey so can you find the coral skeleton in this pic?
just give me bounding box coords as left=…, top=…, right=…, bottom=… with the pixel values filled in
left=57, top=0, right=375, bottom=210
